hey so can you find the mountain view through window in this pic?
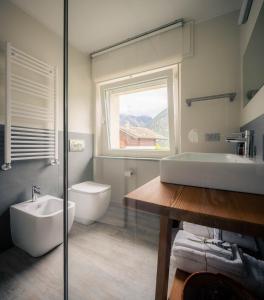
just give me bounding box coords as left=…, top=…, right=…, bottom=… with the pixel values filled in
left=107, top=82, right=170, bottom=151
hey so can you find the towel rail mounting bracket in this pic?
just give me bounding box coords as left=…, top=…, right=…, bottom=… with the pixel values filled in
left=1, top=163, right=12, bottom=171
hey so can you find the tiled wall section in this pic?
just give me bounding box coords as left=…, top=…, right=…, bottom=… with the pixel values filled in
left=241, top=114, right=264, bottom=161
left=0, top=125, right=93, bottom=252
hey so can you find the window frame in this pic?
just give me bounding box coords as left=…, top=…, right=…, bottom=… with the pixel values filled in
left=96, top=67, right=179, bottom=158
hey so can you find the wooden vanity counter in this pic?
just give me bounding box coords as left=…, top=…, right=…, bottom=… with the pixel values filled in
left=124, top=176, right=264, bottom=300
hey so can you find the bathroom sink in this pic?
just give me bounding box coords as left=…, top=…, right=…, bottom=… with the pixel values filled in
left=10, top=195, right=75, bottom=257
left=160, top=152, right=264, bottom=194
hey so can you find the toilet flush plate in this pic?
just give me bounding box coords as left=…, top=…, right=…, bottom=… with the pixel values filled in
left=69, top=139, right=85, bottom=152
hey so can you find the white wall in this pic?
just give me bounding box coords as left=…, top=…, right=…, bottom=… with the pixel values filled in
left=181, top=12, right=240, bottom=153
left=240, top=0, right=264, bottom=126
left=0, top=0, right=92, bottom=134
left=69, top=48, right=92, bottom=134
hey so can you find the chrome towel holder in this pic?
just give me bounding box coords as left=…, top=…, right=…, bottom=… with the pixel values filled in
left=186, top=92, right=236, bottom=107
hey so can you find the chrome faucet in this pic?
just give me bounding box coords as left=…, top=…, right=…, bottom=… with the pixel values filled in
left=32, top=185, right=41, bottom=202
left=225, top=130, right=254, bottom=158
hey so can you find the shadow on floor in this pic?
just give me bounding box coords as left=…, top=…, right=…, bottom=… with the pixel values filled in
left=0, top=222, right=163, bottom=300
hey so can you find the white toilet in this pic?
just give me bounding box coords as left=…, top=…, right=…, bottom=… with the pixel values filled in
left=69, top=181, right=111, bottom=225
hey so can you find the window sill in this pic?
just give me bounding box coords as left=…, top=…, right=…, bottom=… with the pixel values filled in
left=94, top=155, right=161, bottom=161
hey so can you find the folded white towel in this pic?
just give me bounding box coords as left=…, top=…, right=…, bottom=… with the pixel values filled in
left=182, top=222, right=214, bottom=238
left=172, top=245, right=246, bottom=281
left=172, top=246, right=207, bottom=273
left=173, top=230, right=233, bottom=260
left=207, top=245, right=246, bottom=278
left=182, top=222, right=258, bottom=252
left=172, top=231, right=247, bottom=280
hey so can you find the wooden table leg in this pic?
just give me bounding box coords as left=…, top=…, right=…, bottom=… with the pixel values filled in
left=155, top=215, right=173, bottom=300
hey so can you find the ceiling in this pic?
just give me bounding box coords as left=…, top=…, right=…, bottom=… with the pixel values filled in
left=10, top=0, right=242, bottom=54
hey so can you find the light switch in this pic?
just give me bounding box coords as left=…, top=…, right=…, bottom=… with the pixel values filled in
left=205, top=133, right=221, bottom=142
left=69, top=139, right=85, bottom=152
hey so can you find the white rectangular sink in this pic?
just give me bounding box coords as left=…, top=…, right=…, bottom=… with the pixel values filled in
left=160, top=152, right=264, bottom=194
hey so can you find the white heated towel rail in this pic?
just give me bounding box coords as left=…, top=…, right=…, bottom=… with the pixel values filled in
left=1, top=42, right=59, bottom=170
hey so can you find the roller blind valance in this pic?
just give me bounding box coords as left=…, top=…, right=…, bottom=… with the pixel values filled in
left=91, top=21, right=193, bottom=82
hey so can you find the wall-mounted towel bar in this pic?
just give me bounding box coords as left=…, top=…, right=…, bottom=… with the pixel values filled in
left=1, top=42, right=59, bottom=171
left=186, top=93, right=236, bottom=107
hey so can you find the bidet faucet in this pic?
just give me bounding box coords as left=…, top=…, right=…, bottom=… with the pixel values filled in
left=225, top=130, right=254, bottom=158
left=32, top=185, right=41, bottom=202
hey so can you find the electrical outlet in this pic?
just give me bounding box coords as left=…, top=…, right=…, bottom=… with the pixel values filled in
left=205, top=133, right=221, bottom=142
left=69, top=139, right=85, bottom=152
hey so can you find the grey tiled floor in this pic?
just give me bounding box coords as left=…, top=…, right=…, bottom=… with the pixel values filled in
left=0, top=222, right=164, bottom=300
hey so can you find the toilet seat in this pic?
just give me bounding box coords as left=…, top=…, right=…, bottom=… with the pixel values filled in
left=71, top=181, right=110, bottom=194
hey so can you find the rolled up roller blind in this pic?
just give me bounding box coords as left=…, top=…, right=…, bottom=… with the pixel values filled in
left=91, top=21, right=193, bottom=82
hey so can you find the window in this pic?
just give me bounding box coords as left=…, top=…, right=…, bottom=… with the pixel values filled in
left=98, top=68, right=177, bottom=158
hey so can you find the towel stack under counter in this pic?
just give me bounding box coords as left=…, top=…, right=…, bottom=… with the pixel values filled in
left=181, top=222, right=259, bottom=253
left=172, top=222, right=264, bottom=298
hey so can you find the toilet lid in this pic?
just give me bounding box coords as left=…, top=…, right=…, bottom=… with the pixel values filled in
left=71, top=181, right=111, bottom=194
